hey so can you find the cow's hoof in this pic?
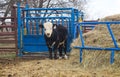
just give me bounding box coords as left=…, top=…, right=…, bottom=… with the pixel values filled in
left=54, top=56, right=58, bottom=60
left=49, top=56, right=53, bottom=60
left=49, top=57, right=53, bottom=60
left=58, top=56, right=62, bottom=59
left=64, top=55, right=68, bottom=59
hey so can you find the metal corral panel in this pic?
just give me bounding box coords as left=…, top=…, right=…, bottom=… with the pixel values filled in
left=17, top=3, right=83, bottom=56
left=23, top=35, right=48, bottom=52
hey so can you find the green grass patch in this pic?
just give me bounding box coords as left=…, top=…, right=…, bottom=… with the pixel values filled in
left=0, top=52, right=16, bottom=59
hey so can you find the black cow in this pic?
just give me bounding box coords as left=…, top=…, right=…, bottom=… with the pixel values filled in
left=40, top=22, right=68, bottom=59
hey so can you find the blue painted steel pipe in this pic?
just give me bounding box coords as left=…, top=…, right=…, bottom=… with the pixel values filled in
left=24, top=17, right=71, bottom=19
left=110, top=50, right=115, bottom=64
left=106, top=24, right=118, bottom=48
left=79, top=25, right=85, bottom=47
left=22, top=8, right=76, bottom=11
left=17, top=2, right=21, bottom=49
left=73, top=24, right=77, bottom=39
left=78, top=21, right=120, bottom=25
left=74, top=46, right=120, bottom=51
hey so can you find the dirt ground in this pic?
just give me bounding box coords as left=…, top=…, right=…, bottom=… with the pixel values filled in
left=0, top=50, right=120, bottom=77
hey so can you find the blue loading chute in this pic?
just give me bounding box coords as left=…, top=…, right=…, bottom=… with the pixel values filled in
left=17, top=2, right=83, bottom=56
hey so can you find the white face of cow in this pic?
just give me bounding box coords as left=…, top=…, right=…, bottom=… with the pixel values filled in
left=43, top=22, right=53, bottom=38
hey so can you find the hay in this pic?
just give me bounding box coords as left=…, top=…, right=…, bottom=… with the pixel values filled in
left=101, top=14, right=120, bottom=21
left=71, top=14, right=120, bottom=68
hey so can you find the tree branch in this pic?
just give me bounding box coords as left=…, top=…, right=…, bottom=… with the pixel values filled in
left=0, top=2, right=9, bottom=7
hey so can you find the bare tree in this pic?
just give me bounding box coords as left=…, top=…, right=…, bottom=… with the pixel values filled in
left=0, top=0, right=87, bottom=32
left=24, top=0, right=87, bottom=10
left=0, top=0, right=21, bottom=31
left=0, top=0, right=87, bottom=18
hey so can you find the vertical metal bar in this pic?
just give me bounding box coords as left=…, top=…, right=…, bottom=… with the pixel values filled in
left=42, top=19, right=45, bottom=35
left=17, top=2, right=21, bottom=49
left=80, top=49, right=83, bottom=63
left=79, top=24, right=85, bottom=47
left=110, top=50, right=115, bottom=64
left=30, top=19, right=34, bottom=35
left=107, top=24, right=118, bottom=48
left=25, top=4, right=30, bottom=34
left=17, top=2, right=23, bottom=57
left=76, top=10, right=79, bottom=22
left=62, top=18, right=64, bottom=26
left=23, top=11, right=27, bottom=35
left=79, top=23, right=84, bottom=63
left=71, top=8, right=75, bottom=39
left=73, top=24, right=77, bottom=39
left=51, top=18, right=54, bottom=23
left=34, top=19, right=36, bottom=35
left=68, top=18, right=70, bottom=34
left=36, top=19, right=39, bottom=35
left=12, top=6, right=18, bottom=56
left=29, top=19, right=31, bottom=34
left=58, top=19, right=60, bottom=25
left=22, top=17, right=24, bottom=45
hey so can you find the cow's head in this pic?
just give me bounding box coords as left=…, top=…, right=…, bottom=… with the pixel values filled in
left=40, top=22, right=56, bottom=38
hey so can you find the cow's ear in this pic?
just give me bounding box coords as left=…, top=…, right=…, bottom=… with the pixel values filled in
left=53, top=24, right=57, bottom=29
left=39, top=24, right=43, bottom=28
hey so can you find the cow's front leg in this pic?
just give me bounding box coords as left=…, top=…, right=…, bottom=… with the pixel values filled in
left=54, top=49, right=58, bottom=59
left=53, top=44, right=58, bottom=59
left=48, top=47, right=52, bottom=59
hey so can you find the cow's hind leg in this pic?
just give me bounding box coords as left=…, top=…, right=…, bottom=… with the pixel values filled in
left=63, top=41, right=68, bottom=59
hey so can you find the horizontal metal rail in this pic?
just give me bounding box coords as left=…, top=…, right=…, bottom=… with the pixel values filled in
left=0, top=25, right=16, bottom=28
left=0, top=40, right=15, bottom=43
left=0, top=32, right=15, bottom=36
left=74, top=46, right=120, bottom=51
left=77, top=21, right=120, bottom=25
left=0, top=17, right=15, bottom=19
left=28, top=12, right=72, bottom=14
left=0, top=48, right=16, bottom=52
left=0, top=47, right=15, bottom=49
left=24, top=17, right=71, bottom=19
left=22, top=8, right=76, bottom=11
left=0, top=49, right=15, bottom=51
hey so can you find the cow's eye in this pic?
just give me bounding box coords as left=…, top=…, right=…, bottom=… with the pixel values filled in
left=44, top=29, right=46, bottom=31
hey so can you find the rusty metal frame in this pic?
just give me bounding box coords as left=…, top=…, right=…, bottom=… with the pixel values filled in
left=0, top=6, right=18, bottom=55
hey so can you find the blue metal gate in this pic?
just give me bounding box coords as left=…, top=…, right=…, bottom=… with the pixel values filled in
left=17, top=3, right=83, bottom=56
left=74, top=21, right=120, bottom=64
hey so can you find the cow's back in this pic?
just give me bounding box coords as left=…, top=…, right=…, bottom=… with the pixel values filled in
left=56, top=25, right=68, bottom=41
